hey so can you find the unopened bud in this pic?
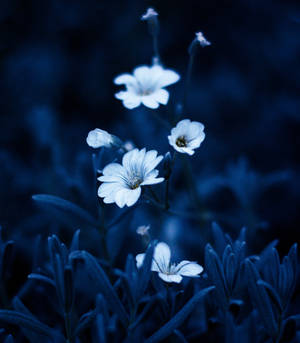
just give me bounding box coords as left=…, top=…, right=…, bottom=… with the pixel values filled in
left=188, top=31, right=211, bottom=56
left=141, top=8, right=159, bottom=37
left=163, top=152, right=173, bottom=180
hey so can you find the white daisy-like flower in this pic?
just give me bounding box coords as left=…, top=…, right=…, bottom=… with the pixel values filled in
left=168, top=119, right=205, bottom=156
left=114, top=65, right=180, bottom=109
left=98, top=148, right=164, bottom=208
left=136, top=242, right=203, bottom=283
left=195, top=32, right=211, bottom=47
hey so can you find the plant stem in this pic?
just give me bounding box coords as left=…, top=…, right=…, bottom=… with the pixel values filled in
left=64, top=311, right=72, bottom=343
left=183, top=53, right=195, bottom=113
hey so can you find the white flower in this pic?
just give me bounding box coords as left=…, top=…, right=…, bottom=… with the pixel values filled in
left=136, top=224, right=150, bottom=236
left=168, top=119, right=205, bottom=156
left=141, top=8, right=158, bottom=20
left=114, top=65, right=180, bottom=109
left=86, top=128, right=114, bottom=148
left=98, top=148, right=164, bottom=208
left=195, top=32, right=211, bottom=47
left=136, top=242, right=203, bottom=283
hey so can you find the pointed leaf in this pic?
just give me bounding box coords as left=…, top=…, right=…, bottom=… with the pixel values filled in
left=0, top=310, right=62, bottom=340
left=244, top=259, right=278, bottom=337
left=32, top=194, right=97, bottom=226
left=145, top=286, right=215, bottom=343
left=70, top=251, right=129, bottom=327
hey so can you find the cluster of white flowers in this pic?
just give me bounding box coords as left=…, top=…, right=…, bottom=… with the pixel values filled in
left=98, top=148, right=164, bottom=208
left=136, top=242, right=203, bottom=283
left=84, top=9, right=209, bottom=284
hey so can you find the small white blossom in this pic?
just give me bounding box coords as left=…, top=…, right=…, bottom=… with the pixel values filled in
left=136, top=242, right=203, bottom=283
left=195, top=32, right=211, bottom=47
left=98, top=148, right=164, bottom=208
left=141, top=8, right=158, bottom=21
left=86, top=128, right=114, bottom=148
left=168, top=119, right=205, bottom=156
left=114, top=65, right=180, bottom=109
left=136, top=225, right=150, bottom=236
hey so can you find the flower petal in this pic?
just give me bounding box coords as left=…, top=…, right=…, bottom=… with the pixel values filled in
left=141, top=95, right=159, bottom=109
left=154, top=242, right=171, bottom=271
left=114, top=74, right=136, bottom=85
left=115, top=92, right=141, bottom=109
left=141, top=176, right=164, bottom=186
left=136, top=253, right=145, bottom=268
left=86, top=128, right=112, bottom=148
left=158, top=273, right=182, bottom=283
left=115, top=187, right=141, bottom=208
left=175, top=260, right=204, bottom=277
left=157, top=69, right=180, bottom=88
left=152, top=89, right=169, bottom=105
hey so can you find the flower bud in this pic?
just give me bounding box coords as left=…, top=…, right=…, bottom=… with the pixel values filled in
left=188, top=31, right=211, bottom=56
left=86, top=128, right=122, bottom=149
left=163, top=152, right=173, bottom=180
left=141, top=8, right=159, bottom=37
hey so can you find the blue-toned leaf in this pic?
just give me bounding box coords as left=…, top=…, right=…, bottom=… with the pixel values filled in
left=11, top=297, right=45, bottom=342
left=137, top=241, right=156, bottom=301
left=64, top=265, right=74, bottom=313
left=0, top=310, right=62, bottom=340
left=73, top=310, right=97, bottom=338
left=225, top=253, right=236, bottom=292
left=244, top=259, right=278, bottom=337
left=144, top=286, right=215, bottom=343
left=173, top=330, right=188, bottom=343
left=95, top=314, right=107, bottom=343
left=257, top=280, right=283, bottom=313
left=96, top=294, right=109, bottom=323
left=28, top=273, right=56, bottom=287
left=237, top=227, right=247, bottom=243
left=32, top=194, right=97, bottom=226
left=205, top=244, right=228, bottom=309
left=70, top=230, right=80, bottom=252
left=70, top=251, right=129, bottom=327
left=211, top=222, right=227, bottom=256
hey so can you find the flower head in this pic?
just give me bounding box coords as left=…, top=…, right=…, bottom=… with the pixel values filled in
left=141, top=8, right=158, bottom=21
left=168, top=119, right=205, bottom=155
left=86, top=128, right=122, bottom=149
left=136, top=242, right=203, bottom=283
left=98, top=148, right=164, bottom=208
left=114, top=65, right=180, bottom=109
left=195, top=32, right=211, bottom=47
left=136, top=224, right=150, bottom=236
left=86, top=128, right=113, bottom=148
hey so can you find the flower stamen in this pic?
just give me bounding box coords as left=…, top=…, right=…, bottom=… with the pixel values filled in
left=176, top=136, right=187, bottom=147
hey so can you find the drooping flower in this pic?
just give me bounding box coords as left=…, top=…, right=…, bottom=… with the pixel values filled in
left=195, top=32, right=211, bottom=47
left=136, top=224, right=150, bottom=236
left=136, top=242, right=203, bottom=283
left=86, top=128, right=122, bottom=149
left=114, top=65, right=180, bottom=109
left=141, top=8, right=158, bottom=21
left=98, top=148, right=164, bottom=208
left=168, top=119, right=205, bottom=155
